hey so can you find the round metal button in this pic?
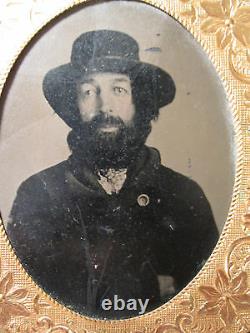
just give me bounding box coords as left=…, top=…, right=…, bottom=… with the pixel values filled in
left=137, top=194, right=150, bottom=207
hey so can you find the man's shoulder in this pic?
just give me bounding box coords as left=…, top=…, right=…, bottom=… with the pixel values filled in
left=142, top=146, right=207, bottom=198
left=156, top=164, right=208, bottom=203
left=158, top=164, right=198, bottom=185
left=17, top=160, right=69, bottom=193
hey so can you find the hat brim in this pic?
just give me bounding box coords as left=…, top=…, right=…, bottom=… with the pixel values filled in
left=43, top=58, right=176, bottom=128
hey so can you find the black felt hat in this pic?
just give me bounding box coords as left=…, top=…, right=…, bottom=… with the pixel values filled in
left=43, top=30, right=176, bottom=128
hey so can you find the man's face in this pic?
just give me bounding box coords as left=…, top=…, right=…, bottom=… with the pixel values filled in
left=72, top=71, right=151, bottom=169
left=77, top=72, right=135, bottom=136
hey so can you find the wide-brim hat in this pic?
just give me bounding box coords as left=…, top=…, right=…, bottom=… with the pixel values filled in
left=43, top=30, right=176, bottom=129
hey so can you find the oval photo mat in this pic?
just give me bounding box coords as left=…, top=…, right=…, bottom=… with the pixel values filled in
left=0, top=0, right=249, bottom=332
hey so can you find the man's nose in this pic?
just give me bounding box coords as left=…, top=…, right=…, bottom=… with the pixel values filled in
left=98, top=91, right=113, bottom=114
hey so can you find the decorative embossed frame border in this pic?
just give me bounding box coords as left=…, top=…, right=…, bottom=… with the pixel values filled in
left=0, top=0, right=249, bottom=332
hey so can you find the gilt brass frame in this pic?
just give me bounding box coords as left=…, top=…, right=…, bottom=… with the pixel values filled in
left=0, top=0, right=249, bottom=332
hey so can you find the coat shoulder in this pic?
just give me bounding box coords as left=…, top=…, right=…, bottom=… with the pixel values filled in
left=10, top=160, right=69, bottom=216
left=157, top=164, right=206, bottom=198
left=19, top=160, right=69, bottom=189
left=18, top=161, right=68, bottom=192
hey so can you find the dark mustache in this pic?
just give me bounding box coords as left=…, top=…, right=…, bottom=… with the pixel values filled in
left=89, top=113, right=124, bottom=128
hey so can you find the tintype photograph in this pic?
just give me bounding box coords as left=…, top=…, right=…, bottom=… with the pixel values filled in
left=0, top=0, right=235, bottom=319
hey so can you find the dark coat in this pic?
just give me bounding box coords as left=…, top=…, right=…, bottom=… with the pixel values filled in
left=7, top=146, right=218, bottom=318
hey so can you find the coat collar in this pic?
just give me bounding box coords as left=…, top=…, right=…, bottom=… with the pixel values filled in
left=66, top=145, right=161, bottom=197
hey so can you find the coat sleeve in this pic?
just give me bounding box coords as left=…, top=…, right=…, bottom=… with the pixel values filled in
left=155, top=172, right=219, bottom=292
left=7, top=176, right=56, bottom=277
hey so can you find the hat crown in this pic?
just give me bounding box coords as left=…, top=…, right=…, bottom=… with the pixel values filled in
left=71, top=30, right=140, bottom=68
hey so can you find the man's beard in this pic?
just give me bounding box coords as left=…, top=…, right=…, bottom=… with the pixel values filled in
left=67, top=113, right=151, bottom=170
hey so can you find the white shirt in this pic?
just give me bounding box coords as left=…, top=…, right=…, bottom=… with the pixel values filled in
left=97, top=168, right=127, bottom=195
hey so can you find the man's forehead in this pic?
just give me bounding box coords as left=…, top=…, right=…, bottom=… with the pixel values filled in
left=79, top=72, right=131, bottom=84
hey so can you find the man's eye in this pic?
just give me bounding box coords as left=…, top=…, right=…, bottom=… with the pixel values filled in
left=113, top=87, right=128, bottom=95
left=79, top=83, right=97, bottom=97
left=82, top=89, right=96, bottom=97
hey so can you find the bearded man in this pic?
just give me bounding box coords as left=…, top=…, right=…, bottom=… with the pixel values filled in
left=7, top=30, right=219, bottom=319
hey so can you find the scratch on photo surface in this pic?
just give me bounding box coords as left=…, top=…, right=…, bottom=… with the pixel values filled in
left=145, top=47, right=162, bottom=53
